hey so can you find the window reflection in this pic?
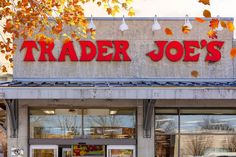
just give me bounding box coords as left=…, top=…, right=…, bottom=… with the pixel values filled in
left=180, top=135, right=236, bottom=157
left=155, top=115, right=178, bottom=134
left=155, top=109, right=236, bottom=157
left=30, top=109, right=82, bottom=139
left=83, top=109, right=136, bottom=139
left=181, top=115, right=236, bottom=134
left=30, top=108, right=136, bottom=139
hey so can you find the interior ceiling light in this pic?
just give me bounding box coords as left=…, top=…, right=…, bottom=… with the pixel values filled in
left=88, top=15, right=96, bottom=30
left=183, top=14, right=192, bottom=30
left=216, top=15, right=223, bottom=32
left=152, top=14, right=161, bottom=31
left=119, top=15, right=128, bottom=31
left=43, top=110, right=55, bottom=115
left=110, top=110, right=118, bottom=115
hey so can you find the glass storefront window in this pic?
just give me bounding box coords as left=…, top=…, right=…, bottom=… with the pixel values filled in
left=30, top=108, right=136, bottom=139
left=155, top=109, right=236, bottom=157
left=30, top=109, right=82, bottom=139
left=83, top=109, right=136, bottom=139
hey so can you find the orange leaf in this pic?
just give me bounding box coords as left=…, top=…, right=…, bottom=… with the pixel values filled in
left=230, top=48, right=236, bottom=59
left=209, top=19, right=219, bottom=29
left=191, top=70, right=199, bottom=78
left=1, top=65, right=7, bottom=73
left=165, top=28, right=173, bottom=36
left=195, top=17, right=205, bottom=23
left=227, top=21, right=235, bottom=32
left=97, top=1, right=101, bottom=6
left=5, top=54, right=11, bottom=60
left=220, top=21, right=227, bottom=28
left=182, top=25, right=190, bottom=34
left=106, top=8, right=112, bottom=15
left=203, top=9, right=211, bottom=18
left=198, top=0, right=210, bottom=5
left=207, top=29, right=217, bottom=39
left=9, top=58, right=13, bottom=63
left=63, top=37, right=71, bottom=44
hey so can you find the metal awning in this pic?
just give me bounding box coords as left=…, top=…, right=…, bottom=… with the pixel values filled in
left=0, top=80, right=236, bottom=99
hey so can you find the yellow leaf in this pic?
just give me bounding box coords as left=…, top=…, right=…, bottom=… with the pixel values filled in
left=128, top=7, right=135, bottom=16
left=207, top=29, right=217, bottom=39
left=126, top=0, right=133, bottom=5
left=227, top=21, right=235, bottom=32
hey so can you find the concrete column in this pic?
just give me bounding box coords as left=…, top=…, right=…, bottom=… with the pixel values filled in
left=137, top=103, right=155, bottom=157
left=8, top=103, right=28, bottom=157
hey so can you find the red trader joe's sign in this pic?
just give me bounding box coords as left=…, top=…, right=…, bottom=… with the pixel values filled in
left=20, top=40, right=224, bottom=62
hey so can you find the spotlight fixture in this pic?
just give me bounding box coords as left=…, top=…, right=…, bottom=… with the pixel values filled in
left=216, top=15, right=223, bottom=32
left=88, top=15, right=96, bottom=30
left=183, top=14, right=192, bottom=30
left=119, top=15, right=128, bottom=31
left=152, top=14, right=161, bottom=31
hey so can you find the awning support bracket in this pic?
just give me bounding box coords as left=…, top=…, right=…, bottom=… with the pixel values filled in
left=143, top=99, right=156, bottom=138
left=4, top=99, right=18, bottom=138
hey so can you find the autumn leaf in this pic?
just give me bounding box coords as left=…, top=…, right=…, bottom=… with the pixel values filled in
left=230, top=48, right=236, bottom=59
left=207, top=29, right=217, bottom=39
left=227, top=21, right=235, bottom=32
left=165, top=28, right=173, bottom=36
left=128, top=7, right=135, bottom=16
left=209, top=18, right=219, bottom=29
left=199, top=0, right=210, bottom=5
left=97, top=1, right=101, bottom=6
left=63, top=37, right=71, bottom=44
left=1, top=66, right=7, bottom=73
left=106, top=8, right=112, bottom=15
left=203, top=9, right=211, bottom=18
left=220, top=21, right=227, bottom=28
left=5, top=54, right=11, bottom=60
left=182, top=25, right=190, bottom=34
left=122, top=3, right=128, bottom=9
left=191, top=70, right=199, bottom=78
left=195, top=17, right=205, bottom=23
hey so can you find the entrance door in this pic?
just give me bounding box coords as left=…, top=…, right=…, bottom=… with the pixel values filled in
left=30, top=145, right=58, bottom=157
left=62, top=148, right=72, bottom=157
left=106, top=145, right=136, bottom=157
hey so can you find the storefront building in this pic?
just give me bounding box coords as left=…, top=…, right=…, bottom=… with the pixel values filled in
left=0, top=17, right=236, bottom=157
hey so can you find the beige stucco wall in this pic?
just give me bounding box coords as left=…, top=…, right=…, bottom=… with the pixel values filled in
left=14, top=18, right=234, bottom=80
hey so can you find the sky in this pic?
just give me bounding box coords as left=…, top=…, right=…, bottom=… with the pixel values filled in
left=83, top=0, right=236, bottom=37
